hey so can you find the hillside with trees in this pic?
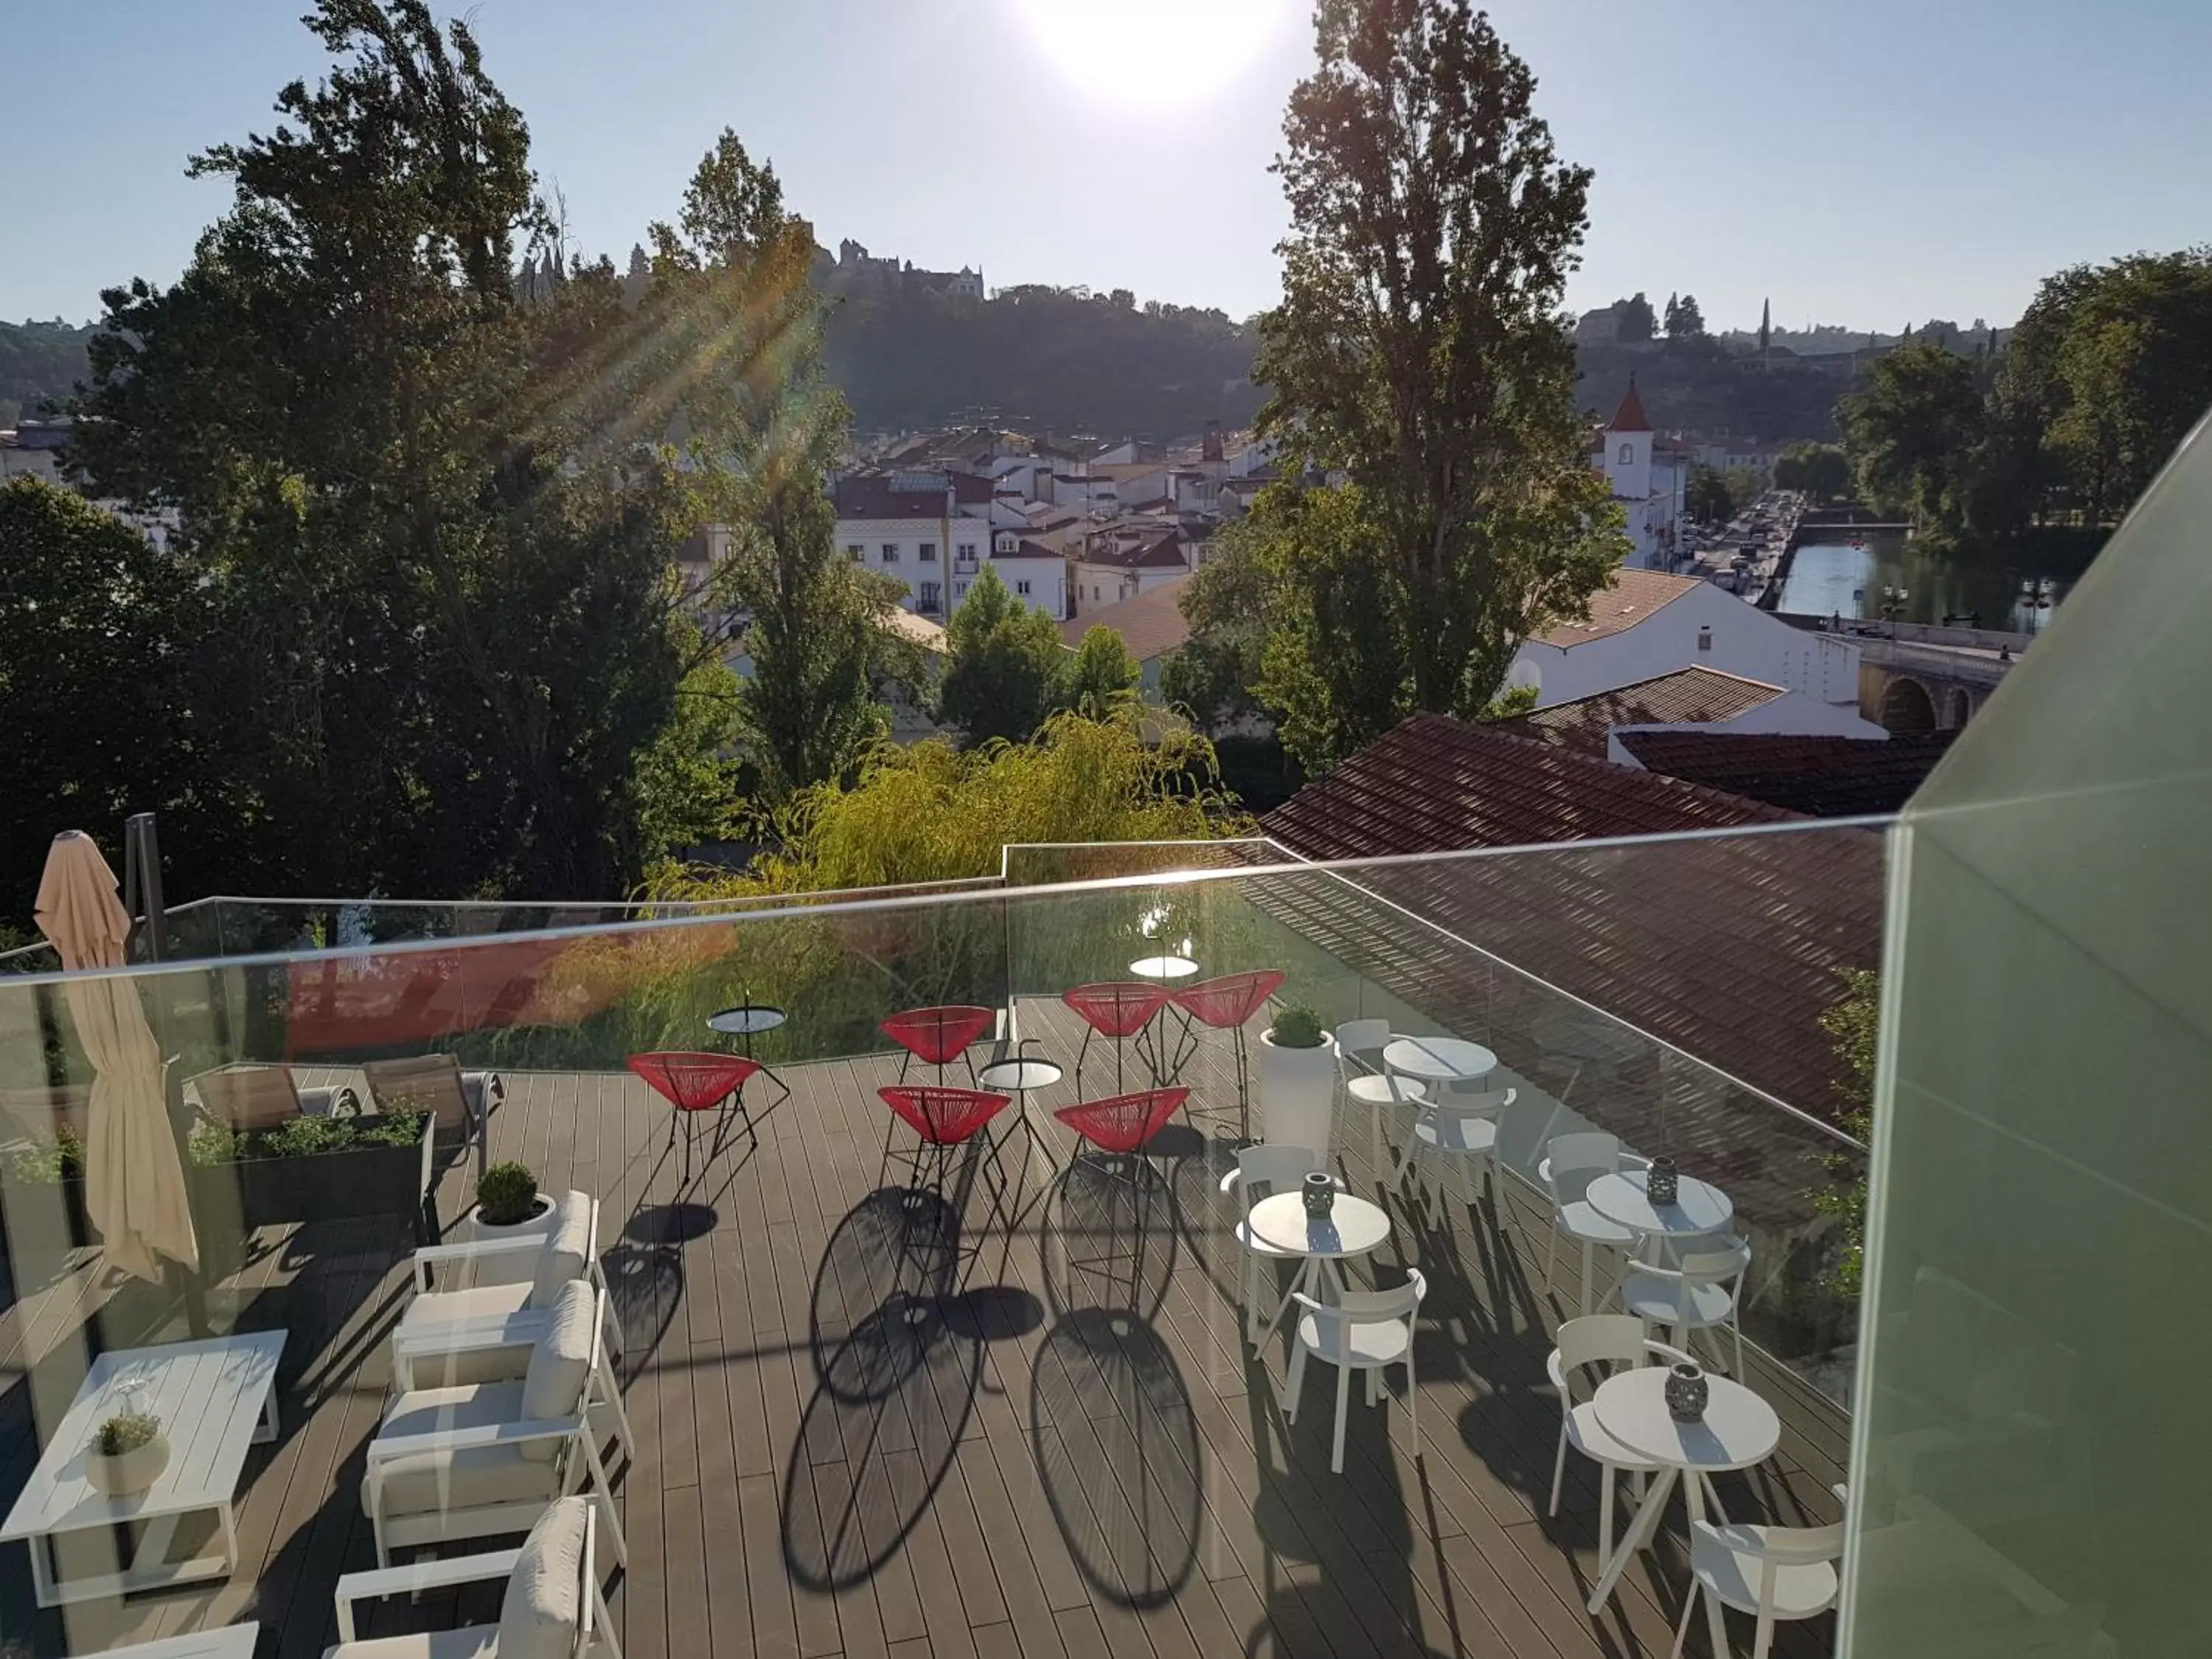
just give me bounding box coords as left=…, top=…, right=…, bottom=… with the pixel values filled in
left=0, top=319, right=98, bottom=428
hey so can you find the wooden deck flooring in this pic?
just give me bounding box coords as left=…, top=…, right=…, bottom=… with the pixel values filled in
left=0, top=999, right=1846, bottom=1658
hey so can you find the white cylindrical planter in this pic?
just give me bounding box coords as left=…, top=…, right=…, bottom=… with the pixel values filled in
left=461, top=1192, right=556, bottom=1285
left=1258, top=1029, right=1338, bottom=1155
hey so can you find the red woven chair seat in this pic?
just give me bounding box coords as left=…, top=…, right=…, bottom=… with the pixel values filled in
left=881, top=1005, right=996, bottom=1066
left=1062, top=982, right=1171, bottom=1040
left=1054, top=1088, right=1189, bottom=1155
left=627, top=1051, right=762, bottom=1112
left=1172, top=970, right=1285, bottom=1032
left=880, top=1085, right=1013, bottom=1147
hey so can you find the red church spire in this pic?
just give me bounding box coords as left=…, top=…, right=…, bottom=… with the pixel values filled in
left=1609, top=375, right=1652, bottom=434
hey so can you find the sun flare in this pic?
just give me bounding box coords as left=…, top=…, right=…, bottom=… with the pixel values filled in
left=1012, top=0, right=1294, bottom=113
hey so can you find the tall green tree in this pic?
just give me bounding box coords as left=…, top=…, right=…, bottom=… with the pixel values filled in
left=1615, top=291, right=1657, bottom=344
left=1840, top=341, right=1986, bottom=526
left=69, top=0, right=711, bottom=899
left=1773, top=441, right=1851, bottom=500
left=1062, top=625, right=1141, bottom=717
left=1245, top=0, right=1626, bottom=770
left=637, top=130, right=900, bottom=796
left=1666, top=293, right=1706, bottom=340
left=936, top=566, right=1069, bottom=746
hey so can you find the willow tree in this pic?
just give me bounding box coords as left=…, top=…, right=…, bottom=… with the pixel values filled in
left=1248, top=0, right=1625, bottom=770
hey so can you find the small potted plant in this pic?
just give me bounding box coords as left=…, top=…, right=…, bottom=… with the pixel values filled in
left=467, top=1161, right=554, bottom=1251
left=84, top=1409, right=168, bottom=1496
left=1258, top=1002, right=1337, bottom=1152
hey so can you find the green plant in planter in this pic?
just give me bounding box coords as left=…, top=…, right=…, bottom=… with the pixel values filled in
left=188, top=1110, right=426, bottom=1166
left=476, top=1161, right=540, bottom=1226
left=6, top=1127, right=86, bottom=1184
left=1270, top=1004, right=1326, bottom=1048
left=95, top=1410, right=161, bottom=1456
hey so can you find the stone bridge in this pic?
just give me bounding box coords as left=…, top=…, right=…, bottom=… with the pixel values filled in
left=1857, top=637, right=2018, bottom=731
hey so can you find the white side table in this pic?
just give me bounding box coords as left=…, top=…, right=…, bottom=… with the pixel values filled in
left=1381, top=1036, right=1497, bottom=1085
left=1585, top=1167, right=1733, bottom=1248
left=1245, top=1191, right=1392, bottom=1352
left=1, top=1332, right=288, bottom=1607
left=1582, top=1366, right=1780, bottom=1644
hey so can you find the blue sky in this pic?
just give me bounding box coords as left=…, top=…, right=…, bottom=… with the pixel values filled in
left=7, top=0, right=2209, bottom=333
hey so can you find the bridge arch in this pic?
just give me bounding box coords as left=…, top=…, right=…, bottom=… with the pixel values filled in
left=1879, top=675, right=1937, bottom=734
left=1942, top=685, right=1974, bottom=730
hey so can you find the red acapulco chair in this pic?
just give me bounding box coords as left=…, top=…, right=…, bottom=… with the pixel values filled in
left=1054, top=1087, right=1189, bottom=1164
left=1061, top=982, right=1172, bottom=1092
left=1171, top=969, right=1286, bottom=1138
left=627, top=1051, right=765, bottom=1182
left=879, top=1085, right=1018, bottom=1232
left=880, top=1006, right=996, bottom=1085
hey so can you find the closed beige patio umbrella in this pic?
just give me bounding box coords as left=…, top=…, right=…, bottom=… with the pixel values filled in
left=33, top=831, right=200, bottom=1281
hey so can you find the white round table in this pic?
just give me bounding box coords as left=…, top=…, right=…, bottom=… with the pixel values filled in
left=975, top=1057, right=1062, bottom=1094
left=707, top=1004, right=787, bottom=1037
left=1129, top=954, right=1199, bottom=981
left=1382, top=1035, right=1497, bottom=1084
left=1582, top=1366, right=1780, bottom=1623
left=1246, top=1190, right=1392, bottom=1341
left=1585, top=1167, right=1733, bottom=1245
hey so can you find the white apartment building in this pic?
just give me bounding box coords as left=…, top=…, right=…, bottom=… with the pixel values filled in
left=1073, top=527, right=1190, bottom=613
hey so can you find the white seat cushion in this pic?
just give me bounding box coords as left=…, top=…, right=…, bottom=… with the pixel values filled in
left=1345, top=1074, right=1426, bottom=1105
left=1564, top=1401, right=1663, bottom=1471
left=1621, top=1274, right=1737, bottom=1328
left=369, top=1380, right=562, bottom=1517
left=323, top=1626, right=499, bottom=1659
left=518, top=1281, right=595, bottom=1462
left=529, top=1194, right=594, bottom=1310
left=1691, top=1525, right=1840, bottom=1618
left=1558, top=1200, right=1637, bottom=1246
left=404, top=1282, right=536, bottom=1335
left=499, top=1495, right=588, bottom=1659
left=1296, top=1312, right=1411, bottom=1368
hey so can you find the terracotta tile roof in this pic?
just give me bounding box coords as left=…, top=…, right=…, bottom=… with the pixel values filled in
left=1492, top=668, right=1789, bottom=757
left=1083, top=530, right=1188, bottom=571
left=1258, top=716, right=1882, bottom=1141
left=1003, top=538, right=1064, bottom=562
left=1610, top=380, right=1653, bottom=432
left=1532, top=568, right=1703, bottom=647
left=950, top=471, right=995, bottom=505
left=1057, top=576, right=1192, bottom=661
left=1618, top=729, right=1958, bottom=816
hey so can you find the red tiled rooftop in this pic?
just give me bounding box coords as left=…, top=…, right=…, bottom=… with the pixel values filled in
left=1492, top=667, right=1789, bottom=757
left=1618, top=728, right=1958, bottom=816
left=1531, top=568, right=1702, bottom=647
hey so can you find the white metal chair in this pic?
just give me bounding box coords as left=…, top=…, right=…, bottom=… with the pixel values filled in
left=1669, top=1514, right=1843, bottom=1659
left=1621, top=1234, right=1753, bottom=1377
left=1281, top=1269, right=1427, bottom=1474
left=1333, top=1019, right=1427, bottom=1178
left=1219, top=1144, right=1335, bottom=1350
left=394, top=1192, right=625, bottom=1378
left=1542, top=1133, right=1645, bottom=1315
left=1548, top=1315, right=1693, bottom=1573
left=363, top=1281, right=627, bottom=1573
left=1399, top=1085, right=1513, bottom=1228
left=327, top=1495, right=622, bottom=1659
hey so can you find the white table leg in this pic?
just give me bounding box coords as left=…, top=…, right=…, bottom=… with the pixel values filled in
left=256, top=1377, right=280, bottom=1444
left=28, top=1530, right=56, bottom=1610
left=1585, top=1464, right=1678, bottom=1614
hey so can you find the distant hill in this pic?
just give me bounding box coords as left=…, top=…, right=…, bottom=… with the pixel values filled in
left=821, top=281, right=1265, bottom=443
left=0, top=320, right=97, bottom=428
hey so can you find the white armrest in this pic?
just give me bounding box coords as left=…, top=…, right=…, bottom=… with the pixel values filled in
left=334, top=1548, right=521, bottom=1640
left=392, top=1315, right=540, bottom=1357
left=366, top=1415, right=580, bottom=1460
left=410, top=1233, right=541, bottom=1289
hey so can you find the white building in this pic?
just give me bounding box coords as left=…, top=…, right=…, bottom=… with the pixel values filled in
left=1074, top=528, right=1189, bottom=613
left=986, top=530, right=1071, bottom=619
left=1510, top=568, right=1860, bottom=709
left=834, top=471, right=1010, bottom=620
left=1592, top=382, right=1689, bottom=571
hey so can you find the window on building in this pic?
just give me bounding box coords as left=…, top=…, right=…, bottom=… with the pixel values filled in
left=956, top=542, right=976, bottom=561
left=881, top=543, right=900, bottom=563
left=1618, top=443, right=1634, bottom=465
left=919, top=542, right=936, bottom=563
left=919, top=581, right=941, bottom=611
left=846, top=544, right=863, bottom=562
left=1015, top=580, right=1032, bottom=597
left=954, top=580, right=970, bottom=599
left=1697, top=625, right=1713, bottom=653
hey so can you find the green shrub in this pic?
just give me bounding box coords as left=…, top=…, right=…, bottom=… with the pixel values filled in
left=187, top=1110, right=425, bottom=1165
left=6, top=1127, right=85, bottom=1184
left=476, top=1161, right=540, bottom=1225
left=95, top=1410, right=161, bottom=1456
left=1270, top=1004, right=1326, bottom=1048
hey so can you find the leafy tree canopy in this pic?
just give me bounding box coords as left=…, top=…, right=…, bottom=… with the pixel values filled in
left=1242, top=0, right=1627, bottom=771
left=936, top=564, right=1071, bottom=746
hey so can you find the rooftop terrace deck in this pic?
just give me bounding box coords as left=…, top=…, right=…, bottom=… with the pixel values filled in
left=0, top=999, right=1847, bottom=1659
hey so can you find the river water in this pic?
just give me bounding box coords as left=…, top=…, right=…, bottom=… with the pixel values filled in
left=1778, top=529, right=2072, bottom=631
